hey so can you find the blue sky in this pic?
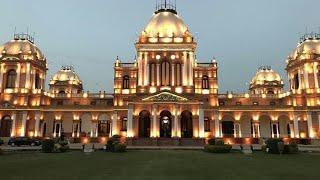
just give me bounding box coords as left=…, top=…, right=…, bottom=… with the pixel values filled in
left=1, top=0, right=319, bottom=93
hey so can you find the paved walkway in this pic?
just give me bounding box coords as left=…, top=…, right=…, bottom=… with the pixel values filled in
left=1, top=144, right=320, bottom=152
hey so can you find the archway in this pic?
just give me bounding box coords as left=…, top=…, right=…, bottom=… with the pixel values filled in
left=278, top=115, right=291, bottom=138
left=221, top=115, right=235, bottom=137
left=160, top=110, right=172, bottom=138
left=181, top=110, right=193, bottom=138
left=98, top=114, right=111, bottom=137
left=0, top=115, right=12, bottom=137
left=259, top=115, right=271, bottom=138
left=139, top=110, right=151, bottom=138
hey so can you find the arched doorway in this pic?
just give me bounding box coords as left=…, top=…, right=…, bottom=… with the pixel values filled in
left=221, top=115, right=235, bottom=137
left=139, top=110, right=151, bottom=138
left=181, top=110, right=193, bottom=138
left=98, top=114, right=111, bottom=137
left=160, top=110, right=172, bottom=138
left=0, top=116, right=12, bottom=137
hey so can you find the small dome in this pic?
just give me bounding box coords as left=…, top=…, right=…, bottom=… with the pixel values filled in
left=142, top=10, right=191, bottom=38
left=288, top=36, right=320, bottom=61
left=0, top=38, right=45, bottom=61
left=250, top=67, right=283, bottom=86
left=49, top=67, right=82, bottom=86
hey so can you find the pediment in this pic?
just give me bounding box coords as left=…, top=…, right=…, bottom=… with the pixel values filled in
left=142, top=92, right=188, bottom=102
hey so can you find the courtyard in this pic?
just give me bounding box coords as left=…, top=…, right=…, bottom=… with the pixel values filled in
left=0, top=150, right=319, bottom=180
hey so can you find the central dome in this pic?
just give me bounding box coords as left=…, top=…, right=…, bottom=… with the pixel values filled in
left=49, top=66, right=82, bottom=86
left=250, top=67, right=282, bottom=86
left=142, top=10, right=191, bottom=38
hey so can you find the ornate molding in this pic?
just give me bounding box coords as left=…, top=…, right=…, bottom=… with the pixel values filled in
left=142, top=92, right=188, bottom=102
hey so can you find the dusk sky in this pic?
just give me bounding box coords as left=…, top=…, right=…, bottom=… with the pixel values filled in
left=1, top=0, right=319, bottom=93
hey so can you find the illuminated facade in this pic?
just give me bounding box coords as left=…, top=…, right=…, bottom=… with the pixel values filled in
left=0, top=2, right=320, bottom=144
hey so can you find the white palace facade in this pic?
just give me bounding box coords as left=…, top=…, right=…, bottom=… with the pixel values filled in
left=0, top=2, right=320, bottom=145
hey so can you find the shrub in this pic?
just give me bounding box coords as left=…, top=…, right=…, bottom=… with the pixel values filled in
left=106, top=139, right=116, bottom=152
left=215, top=139, right=225, bottom=146
left=261, top=145, right=267, bottom=153
left=207, top=138, right=216, bottom=145
left=284, top=142, right=299, bottom=154
left=0, top=148, right=3, bottom=155
left=42, top=139, right=55, bottom=153
left=204, top=144, right=232, bottom=153
left=114, top=143, right=127, bottom=153
left=265, top=138, right=283, bottom=154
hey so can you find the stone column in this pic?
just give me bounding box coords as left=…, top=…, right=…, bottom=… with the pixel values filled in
left=144, top=52, right=149, bottom=86
left=11, top=113, right=16, bottom=137
left=138, top=52, right=143, bottom=86
left=304, top=65, right=309, bottom=89
left=21, top=112, right=27, bottom=137
left=189, top=52, right=194, bottom=86
left=293, top=114, right=300, bottom=138
left=313, top=63, right=319, bottom=89
left=173, top=105, right=179, bottom=137
left=298, top=69, right=303, bottom=89
left=0, top=64, right=4, bottom=92
left=214, top=111, right=220, bottom=137
left=127, top=104, right=134, bottom=137
left=151, top=104, right=158, bottom=137
left=34, top=112, right=41, bottom=137
left=156, top=64, right=160, bottom=86
left=182, top=51, right=187, bottom=86
left=15, top=64, right=21, bottom=89
left=171, top=63, right=175, bottom=86
left=25, top=63, right=31, bottom=89
left=307, top=112, right=313, bottom=138
left=112, top=111, right=118, bottom=136
left=198, top=104, right=205, bottom=138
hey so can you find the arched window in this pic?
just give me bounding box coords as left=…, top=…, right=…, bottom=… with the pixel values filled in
left=149, top=63, right=156, bottom=86
left=202, top=76, right=209, bottom=89
left=293, top=73, right=299, bottom=90
left=175, top=63, right=182, bottom=86
left=6, top=69, right=17, bottom=88
left=122, top=75, right=130, bottom=89
left=35, top=73, right=41, bottom=89
left=161, top=61, right=170, bottom=86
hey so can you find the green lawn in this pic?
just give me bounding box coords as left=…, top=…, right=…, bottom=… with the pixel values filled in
left=0, top=150, right=319, bottom=180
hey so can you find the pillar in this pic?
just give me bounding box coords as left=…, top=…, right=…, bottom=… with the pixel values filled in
left=293, top=114, right=300, bottom=138
left=214, top=111, right=220, bottom=137
left=138, top=52, right=143, bottom=86
left=173, top=105, right=180, bottom=137
left=144, top=52, right=149, bottom=86
left=127, top=104, right=134, bottom=137
left=182, top=51, right=187, bottom=86
left=10, top=113, right=16, bottom=137
left=189, top=52, right=194, bottom=86
left=171, top=64, right=175, bottom=86
left=151, top=104, right=158, bottom=137
left=0, top=64, right=4, bottom=92
left=307, top=112, right=314, bottom=138
left=198, top=104, right=205, bottom=138
left=21, top=112, right=27, bottom=137
left=304, top=65, right=309, bottom=89
left=156, top=64, right=160, bottom=86
left=298, top=68, right=303, bottom=89
left=112, top=111, right=118, bottom=136
left=15, top=64, right=21, bottom=89
left=25, top=63, right=31, bottom=89
left=34, top=112, right=41, bottom=137
left=313, top=62, right=319, bottom=89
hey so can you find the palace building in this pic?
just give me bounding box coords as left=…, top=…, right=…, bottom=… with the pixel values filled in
left=0, top=2, right=320, bottom=145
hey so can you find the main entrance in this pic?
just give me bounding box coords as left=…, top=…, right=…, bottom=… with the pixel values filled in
left=0, top=116, right=12, bottom=137
left=139, top=110, right=151, bottom=138
left=160, top=110, right=172, bottom=138
left=181, top=110, right=193, bottom=138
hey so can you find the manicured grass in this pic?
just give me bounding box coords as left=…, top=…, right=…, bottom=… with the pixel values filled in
left=0, top=150, right=319, bottom=180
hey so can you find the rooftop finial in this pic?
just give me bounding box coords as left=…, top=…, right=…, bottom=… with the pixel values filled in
left=155, top=0, right=177, bottom=14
